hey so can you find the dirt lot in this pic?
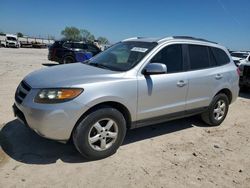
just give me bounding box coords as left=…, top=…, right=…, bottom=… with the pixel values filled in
left=0, top=48, right=250, bottom=188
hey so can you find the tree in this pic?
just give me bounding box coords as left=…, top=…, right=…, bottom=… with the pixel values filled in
left=97, top=36, right=109, bottom=44
left=17, top=32, right=23, bottom=37
left=80, top=29, right=95, bottom=41
left=61, top=26, right=81, bottom=41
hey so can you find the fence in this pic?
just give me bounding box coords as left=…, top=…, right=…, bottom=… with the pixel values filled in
left=0, top=35, right=54, bottom=45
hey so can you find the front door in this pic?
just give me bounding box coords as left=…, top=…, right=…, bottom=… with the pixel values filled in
left=137, top=44, right=188, bottom=121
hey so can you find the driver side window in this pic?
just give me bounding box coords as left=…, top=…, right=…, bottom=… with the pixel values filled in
left=150, top=44, right=183, bottom=73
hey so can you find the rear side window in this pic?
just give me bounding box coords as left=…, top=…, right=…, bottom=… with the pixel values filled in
left=63, top=42, right=73, bottom=48
left=150, top=44, right=183, bottom=73
left=73, top=43, right=84, bottom=49
left=188, top=45, right=209, bottom=70
left=211, top=47, right=230, bottom=66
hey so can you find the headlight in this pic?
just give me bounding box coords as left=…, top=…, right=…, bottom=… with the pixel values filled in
left=34, top=88, right=83, bottom=103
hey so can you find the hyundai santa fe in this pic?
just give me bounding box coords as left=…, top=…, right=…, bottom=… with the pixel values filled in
left=13, top=36, right=239, bottom=159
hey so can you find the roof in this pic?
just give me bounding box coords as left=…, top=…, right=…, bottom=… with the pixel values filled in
left=122, top=36, right=218, bottom=45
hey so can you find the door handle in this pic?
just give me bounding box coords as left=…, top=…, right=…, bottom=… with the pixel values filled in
left=177, top=80, right=187, bottom=87
left=215, top=74, right=223, bottom=80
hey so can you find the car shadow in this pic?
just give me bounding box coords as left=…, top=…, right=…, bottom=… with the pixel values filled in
left=42, top=63, right=59, bottom=67
left=0, top=117, right=207, bottom=165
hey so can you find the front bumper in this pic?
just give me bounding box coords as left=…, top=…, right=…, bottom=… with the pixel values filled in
left=14, top=89, right=88, bottom=142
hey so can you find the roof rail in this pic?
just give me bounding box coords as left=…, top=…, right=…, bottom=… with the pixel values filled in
left=172, top=36, right=218, bottom=44
left=122, top=37, right=139, bottom=41
left=122, top=37, right=146, bottom=41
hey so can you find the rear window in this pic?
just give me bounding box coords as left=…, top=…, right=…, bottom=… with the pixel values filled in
left=51, top=41, right=63, bottom=48
left=188, top=45, right=210, bottom=70
left=211, top=47, right=230, bottom=66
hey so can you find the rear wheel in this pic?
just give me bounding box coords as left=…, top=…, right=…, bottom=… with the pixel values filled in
left=62, top=56, right=75, bottom=64
left=201, top=93, right=229, bottom=126
left=73, top=107, right=127, bottom=160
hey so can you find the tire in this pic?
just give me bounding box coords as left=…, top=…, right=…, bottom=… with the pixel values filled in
left=201, top=93, right=229, bottom=126
left=73, top=107, right=127, bottom=160
left=62, top=56, right=75, bottom=64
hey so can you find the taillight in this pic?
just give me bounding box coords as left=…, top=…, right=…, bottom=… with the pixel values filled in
left=52, top=48, right=56, bottom=57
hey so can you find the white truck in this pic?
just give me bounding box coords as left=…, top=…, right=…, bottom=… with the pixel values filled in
left=0, top=34, right=20, bottom=48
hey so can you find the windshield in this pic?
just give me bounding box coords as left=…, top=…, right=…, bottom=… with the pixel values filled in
left=85, top=41, right=157, bottom=71
left=7, top=37, right=17, bottom=41
left=231, top=52, right=249, bottom=59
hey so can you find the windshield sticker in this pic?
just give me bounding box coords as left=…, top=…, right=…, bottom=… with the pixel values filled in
left=131, top=47, right=148, bottom=53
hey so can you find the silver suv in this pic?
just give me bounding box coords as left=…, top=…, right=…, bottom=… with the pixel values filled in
left=13, top=36, right=239, bottom=159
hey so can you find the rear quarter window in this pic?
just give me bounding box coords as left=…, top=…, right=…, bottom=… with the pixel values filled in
left=211, top=47, right=230, bottom=66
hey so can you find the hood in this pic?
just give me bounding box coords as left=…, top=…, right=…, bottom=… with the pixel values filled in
left=24, top=63, right=125, bottom=88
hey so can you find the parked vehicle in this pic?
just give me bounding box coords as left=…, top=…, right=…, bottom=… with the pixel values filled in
left=48, top=41, right=101, bottom=64
left=238, top=63, right=250, bottom=90
left=230, top=51, right=250, bottom=66
left=100, top=44, right=111, bottom=51
left=1, top=34, right=20, bottom=48
left=13, top=36, right=239, bottom=159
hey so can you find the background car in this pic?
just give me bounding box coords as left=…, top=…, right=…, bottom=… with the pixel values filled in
left=239, top=63, right=250, bottom=90
left=48, top=41, right=101, bottom=64
left=230, top=51, right=250, bottom=66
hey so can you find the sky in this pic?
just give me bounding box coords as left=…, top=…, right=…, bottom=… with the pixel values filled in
left=0, top=0, right=250, bottom=50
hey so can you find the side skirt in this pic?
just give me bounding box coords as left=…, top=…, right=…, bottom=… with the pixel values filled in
left=131, top=107, right=208, bottom=129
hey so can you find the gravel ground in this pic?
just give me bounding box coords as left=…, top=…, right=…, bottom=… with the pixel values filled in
left=0, top=48, right=250, bottom=188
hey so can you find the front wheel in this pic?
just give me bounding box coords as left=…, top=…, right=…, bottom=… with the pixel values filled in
left=201, top=93, right=229, bottom=126
left=73, top=107, right=127, bottom=160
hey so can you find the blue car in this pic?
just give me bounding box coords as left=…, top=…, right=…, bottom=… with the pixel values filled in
left=48, top=41, right=101, bottom=64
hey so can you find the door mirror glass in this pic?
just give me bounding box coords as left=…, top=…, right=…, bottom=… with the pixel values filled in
left=143, top=63, right=167, bottom=75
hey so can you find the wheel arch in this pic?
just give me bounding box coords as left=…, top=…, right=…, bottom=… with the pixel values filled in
left=70, top=101, right=132, bottom=141
left=215, top=88, right=232, bottom=104
left=62, top=53, right=76, bottom=63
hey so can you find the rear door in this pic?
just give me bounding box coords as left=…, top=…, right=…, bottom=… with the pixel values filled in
left=185, top=44, right=230, bottom=110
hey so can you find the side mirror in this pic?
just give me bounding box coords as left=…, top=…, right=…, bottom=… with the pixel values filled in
left=143, top=63, right=167, bottom=75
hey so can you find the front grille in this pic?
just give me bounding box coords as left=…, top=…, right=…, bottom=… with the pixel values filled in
left=15, top=81, right=31, bottom=104
left=243, top=66, right=250, bottom=79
